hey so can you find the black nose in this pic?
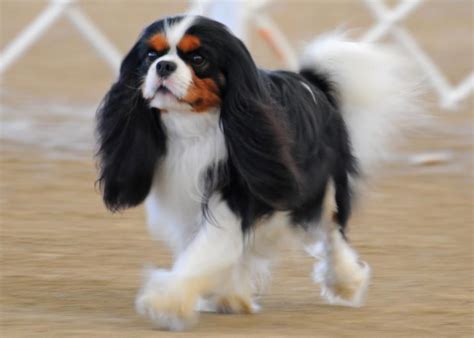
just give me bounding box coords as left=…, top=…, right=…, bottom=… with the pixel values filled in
left=156, top=61, right=177, bottom=78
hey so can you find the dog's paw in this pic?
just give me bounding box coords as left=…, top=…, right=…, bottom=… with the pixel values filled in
left=196, top=295, right=260, bottom=314
left=215, top=294, right=260, bottom=314
left=314, top=259, right=371, bottom=307
left=135, top=269, right=198, bottom=331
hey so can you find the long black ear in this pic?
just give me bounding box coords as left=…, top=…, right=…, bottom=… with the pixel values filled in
left=219, top=37, right=300, bottom=209
left=96, top=43, right=166, bottom=212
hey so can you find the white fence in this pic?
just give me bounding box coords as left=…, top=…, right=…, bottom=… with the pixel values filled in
left=1, top=0, right=472, bottom=110
left=361, top=0, right=473, bottom=110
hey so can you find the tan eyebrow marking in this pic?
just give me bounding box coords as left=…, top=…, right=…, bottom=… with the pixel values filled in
left=177, top=34, right=201, bottom=53
left=148, top=33, right=169, bottom=51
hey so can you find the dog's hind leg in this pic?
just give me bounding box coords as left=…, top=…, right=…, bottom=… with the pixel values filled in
left=304, top=184, right=371, bottom=307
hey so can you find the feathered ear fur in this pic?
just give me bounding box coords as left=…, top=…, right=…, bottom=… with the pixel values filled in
left=219, top=37, right=300, bottom=209
left=96, top=42, right=166, bottom=212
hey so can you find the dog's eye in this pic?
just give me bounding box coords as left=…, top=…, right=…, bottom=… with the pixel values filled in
left=191, top=54, right=205, bottom=66
left=147, top=50, right=158, bottom=60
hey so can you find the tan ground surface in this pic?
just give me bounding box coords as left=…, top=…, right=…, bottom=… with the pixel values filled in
left=1, top=1, right=473, bottom=337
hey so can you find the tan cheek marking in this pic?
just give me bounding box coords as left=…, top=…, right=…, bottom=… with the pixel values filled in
left=177, top=34, right=201, bottom=53
left=148, top=33, right=169, bottom=52
left=181, top=68, right=221, bottom=113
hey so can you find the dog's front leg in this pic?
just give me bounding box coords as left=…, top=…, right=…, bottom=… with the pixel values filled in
left=136, top=195, right=243, bottom=330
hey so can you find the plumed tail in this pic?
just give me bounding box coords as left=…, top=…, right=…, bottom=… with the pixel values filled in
left=299, top=33, right=423, bottom=174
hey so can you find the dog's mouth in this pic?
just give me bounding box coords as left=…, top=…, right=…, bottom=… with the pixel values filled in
left=156, top=85, right=172, bottom=95
left=155, top=84, right=188, bottom=104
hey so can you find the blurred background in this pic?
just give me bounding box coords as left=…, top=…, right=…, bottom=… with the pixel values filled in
left=1, top=0, right=472, bottom=336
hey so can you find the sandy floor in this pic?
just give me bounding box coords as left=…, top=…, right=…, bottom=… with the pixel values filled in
left=1, top=1, right=473, bottom=337
left=1, top=147, right=473, bottom=337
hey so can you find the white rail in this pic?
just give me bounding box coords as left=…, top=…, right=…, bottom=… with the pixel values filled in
left=0, top=0, right=121, bottom=74
left=362, top=0, right=473, bottom=110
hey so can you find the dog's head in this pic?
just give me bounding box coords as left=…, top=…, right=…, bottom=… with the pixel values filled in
left=118, top=15, right=261, bottom=114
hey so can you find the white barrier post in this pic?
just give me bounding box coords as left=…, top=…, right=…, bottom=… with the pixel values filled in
left=362, top=0, right=474, bottom=110
left=65, top=4, right=121, bottom=72
left=362, top=0, right=423, bottom=43
left=0, top=0, right=70, bottom=74
left=0, top=0, right=122, bottom=75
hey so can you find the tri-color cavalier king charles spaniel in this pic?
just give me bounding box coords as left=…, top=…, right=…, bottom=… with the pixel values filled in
left=96, top=15, right=419, bottom=330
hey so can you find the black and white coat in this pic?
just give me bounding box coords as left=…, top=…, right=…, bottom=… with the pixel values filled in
left=96, top=15, right=419, bottom=330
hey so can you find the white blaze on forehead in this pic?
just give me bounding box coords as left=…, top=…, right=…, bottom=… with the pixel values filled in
left=164, top=15, right=197, bottom=51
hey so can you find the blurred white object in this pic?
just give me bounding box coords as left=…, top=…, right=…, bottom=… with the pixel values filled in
left=206, top=1, right=249, bottom=41
left=408, top=151, right=453, bottom=166
left=0, top=0, right=121, bottom=74
left=192, top=0, right=299, bottom=70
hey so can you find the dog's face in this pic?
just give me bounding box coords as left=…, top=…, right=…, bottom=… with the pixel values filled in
left=133, top=16, right=232, bottom=113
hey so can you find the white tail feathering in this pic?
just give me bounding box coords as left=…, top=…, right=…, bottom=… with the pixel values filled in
left=300, top=33, right=424, bottom=173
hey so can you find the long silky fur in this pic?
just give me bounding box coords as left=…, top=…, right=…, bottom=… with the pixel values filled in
left=96, top=44, right=167, bottom=212
left=219, top=37, right=301, bottom=209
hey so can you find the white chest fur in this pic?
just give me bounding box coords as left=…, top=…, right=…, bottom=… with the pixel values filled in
left=145, top=111, right=226, bottom=254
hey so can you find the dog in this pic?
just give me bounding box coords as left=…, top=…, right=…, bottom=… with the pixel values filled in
left=96, top=15, right=420, bottom=330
